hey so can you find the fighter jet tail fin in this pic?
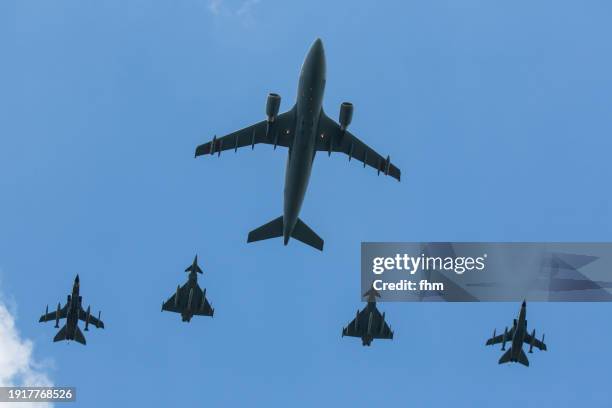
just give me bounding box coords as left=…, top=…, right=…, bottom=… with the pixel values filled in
left=185, top=264, right=203, bottom=274
left=53, top=325, right=67, bottom=342
left=247, top=216, right=284, bottom=243
left=498, top=348, right=512, bottom=365
left=73, top=326, right=87, bottom=345
left=498, top=348, right=530, bottom=366
left=292, top=218, right=324, bottom=251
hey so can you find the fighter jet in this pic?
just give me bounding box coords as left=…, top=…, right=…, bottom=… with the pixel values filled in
left=162, top=255, right=214, bottom=322
left=195, top=38, right=401, bottom=251
left=342, top=288, right=394, bottom=346
left=485, top=301, right=547, bottom=366
left=39, top=275, right=104, bottom=345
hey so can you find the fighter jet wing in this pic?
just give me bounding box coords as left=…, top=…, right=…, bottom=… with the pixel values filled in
left=162, top=283, right=213, bottom=316
left=523, top=332, right=547, bottom=351
left=316, top=112, right=401, bottom=181
left=162, top=292, right=182, bottom=313
left=373, top=309, right=394, bottom=339
left=39, top=305, right=67, bottom=322
left=342, top=308, right=393, bottom=339
left=485, top=326, right=514, bottom=345
left=342, top=310, right=363, bottom=338
left=78, top=308, right=105, bottom=328
left=195, top=108, right=296, bottom=157
left=194, top=295, right=214, bottom=317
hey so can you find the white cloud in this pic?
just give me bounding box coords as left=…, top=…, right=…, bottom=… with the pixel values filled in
left=236, top=0, right=260, bottom=16
left=206, top=0, right=261, bottom=26
left=0, top=294, right=54, bottom=407
left=208, top=0, right=223, bottom=15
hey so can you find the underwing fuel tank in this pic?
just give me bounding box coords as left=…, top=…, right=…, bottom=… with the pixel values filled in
left=187, top=288, right=194, bottom=311
left=174, top=285, right=180, bottom=308
left=55, top=302, right=61, bottom=328
left=84, top=306, right=91, bottom=331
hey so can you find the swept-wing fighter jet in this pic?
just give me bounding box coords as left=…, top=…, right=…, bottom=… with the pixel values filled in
left=39, top=275, right=104, bottom=345
left=342, top=288, right=393, bottom=346
left=195, top=38, right=400, bottom=251
left=485, top=301, right=547, bottom=366
left=162, top=255, right=214, bottom=322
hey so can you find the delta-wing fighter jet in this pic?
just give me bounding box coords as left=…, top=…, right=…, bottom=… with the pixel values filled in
left=342, top=288, right=393, bottom=346
left=162, top=255, right=214, bottom=322
left=195, top=38, right=400, bottom=251
left=485, top=301, right=547, bottom=366
left=39, top=275, right=104, bottom=345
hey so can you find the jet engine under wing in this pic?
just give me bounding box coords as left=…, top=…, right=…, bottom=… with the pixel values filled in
left=342, top=308, right=393, bottom=339
left=316, top=112, right=401, bottom=181
left=195, top=108, right=296, bottom=157
left=523, top=332, right=547, bottom=351
left=39, top=306, right=67, bottom=322
left=78, top=309, right=105, bottom=329
left=485, top=327, right=514, bottom=346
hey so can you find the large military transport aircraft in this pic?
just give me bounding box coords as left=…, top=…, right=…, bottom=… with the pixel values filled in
left=195, top=38, right=400, bottom=251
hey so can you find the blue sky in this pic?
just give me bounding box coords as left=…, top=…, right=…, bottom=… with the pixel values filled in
left=0, top=0, right=611, bottom=407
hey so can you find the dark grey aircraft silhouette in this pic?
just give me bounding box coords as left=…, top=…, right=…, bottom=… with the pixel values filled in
left=485, top=301, right=547, bottom=366
left=342, top=288, right=393, bottom=346
left=39, top=275, right=104, bottom=345
left=162, top=255, right=214, bottom=322
left=195, top=38, right=400, bottom=251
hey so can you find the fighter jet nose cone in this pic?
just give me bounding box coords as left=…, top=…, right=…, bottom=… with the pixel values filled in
left=283, top=235, right=290, bottom=246
left=310, top=38, right=324, bottom=54
left=522, top=300, right=527, bottom=306
left=75, top=274, right=80, bottom=282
